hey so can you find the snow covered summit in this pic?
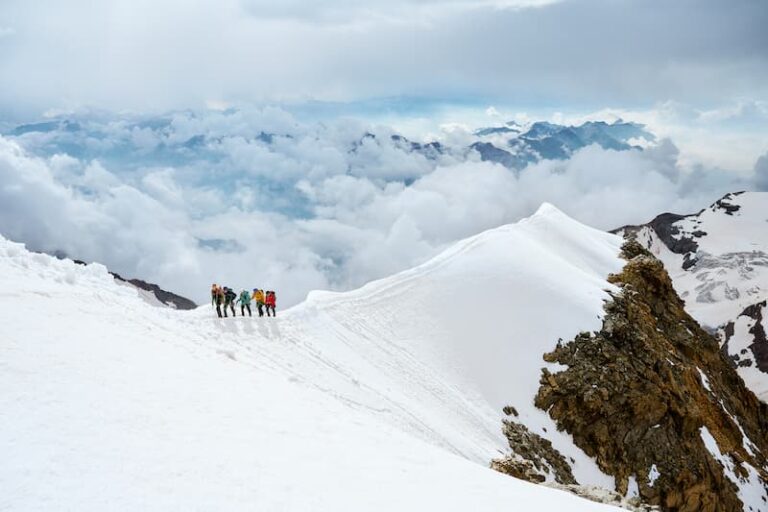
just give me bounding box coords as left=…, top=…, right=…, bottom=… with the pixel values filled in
left=1, top=205, right=627, bottom=511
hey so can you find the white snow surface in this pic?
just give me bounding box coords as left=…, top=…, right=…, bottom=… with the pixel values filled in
left=0, top=204, right=625, bottom=511
left=647, top=465, right=660, bottom=488
left=635, top=192, right=768, bottom=329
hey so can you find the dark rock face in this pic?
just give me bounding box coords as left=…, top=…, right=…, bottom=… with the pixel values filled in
left=110, top=271, right=197, bottom=310
left=722, top=301, right=768, bottom=372
left=497, top=240, right=768, bottom=511
left=712, top=192, right=744, bottom=216
left=491, top=415, right=577, bottom=485
left=614, top=211, right=702, bottom=270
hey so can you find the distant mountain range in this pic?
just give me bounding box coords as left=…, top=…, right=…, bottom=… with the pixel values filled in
left=5, top=115, right=655, bottom=174
left=347, top=119, right=655, bottom=171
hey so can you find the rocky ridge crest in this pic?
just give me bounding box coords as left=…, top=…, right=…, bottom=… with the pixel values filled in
left=494, top=241, right=768, bottom=511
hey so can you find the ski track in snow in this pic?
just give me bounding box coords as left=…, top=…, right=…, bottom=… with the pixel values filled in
left=0, top=205, right=626, bottom=511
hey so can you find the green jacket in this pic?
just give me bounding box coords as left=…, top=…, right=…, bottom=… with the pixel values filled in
left=239, top=291, right=252, bottom=305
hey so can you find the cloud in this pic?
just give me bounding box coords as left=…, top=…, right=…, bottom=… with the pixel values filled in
left=0, top=0, right=765, bottom=115
left=240, top=0, right=558, bottom=25
left=0, top=108, right=759, bottom=308
left=755, top=153, right=768, bottom=191
left=697, top=100, right=768, bottom=124
left=548, top=100, right=768, bottom=172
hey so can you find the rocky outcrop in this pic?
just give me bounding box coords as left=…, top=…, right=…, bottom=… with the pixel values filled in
left=612, top=192, right=768, bottom=403
left=494, top=239, right=768, bottom=511
left=614, top=211, right=702, bottom=270
left=721, top=300, right=768, bottom=372
left=110, top=272, right=197, bottom=310
left=534, top=241, right=768, bottom=511
left=491, top=408, right=577, bottom=485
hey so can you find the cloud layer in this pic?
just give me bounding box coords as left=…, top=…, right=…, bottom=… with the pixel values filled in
left=0, top=0, right=765, bottom=115
left=0, top=107, right=760, bottom=306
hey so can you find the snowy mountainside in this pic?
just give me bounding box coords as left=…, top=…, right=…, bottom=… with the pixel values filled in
left=0, top=205, right=626, bottom=511
left=616, top=191, right=768, bottom=400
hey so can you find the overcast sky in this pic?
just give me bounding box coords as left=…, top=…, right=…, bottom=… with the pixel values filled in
left=0, top=0, right=766, bottom=116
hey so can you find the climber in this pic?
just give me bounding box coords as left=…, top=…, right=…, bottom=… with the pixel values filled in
left=211, top=283, right=219, bottom=307
left=223, top=287, right=237, bottom=317
left=213, top=285, right=225, bottom=318
left=254, top=288, right=265, bottom=317
left=265, top=290, right=276, bottom=317
left=239, top=289, right=252, bottom=317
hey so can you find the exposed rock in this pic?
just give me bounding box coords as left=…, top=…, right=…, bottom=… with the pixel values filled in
left=712, top=192, right=745, bottom=216
left=491, top=413, right=577, bottom=485
left=519, top=240, right=768, bottom=511
left=614, top=212, right=701, bottom=269
left=721, top=301, right=768, bottom=372
left=611, top=192, right=768, bottom=403
left=111, top=272, right=198, bottom=310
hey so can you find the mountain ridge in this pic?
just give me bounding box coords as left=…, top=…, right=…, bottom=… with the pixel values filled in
left=615, top=191, right=768, bottom=403
left=4, top=200, right=768, bottom=511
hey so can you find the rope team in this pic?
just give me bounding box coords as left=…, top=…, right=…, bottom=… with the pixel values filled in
left=210, top=284, right=276, bottom=318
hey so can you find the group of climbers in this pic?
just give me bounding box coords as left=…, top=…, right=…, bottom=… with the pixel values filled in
left=210, top=284, right=277, bottom=318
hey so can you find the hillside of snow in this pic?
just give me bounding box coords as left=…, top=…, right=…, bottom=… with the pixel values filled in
left=0, top=204, right=627, bottom=511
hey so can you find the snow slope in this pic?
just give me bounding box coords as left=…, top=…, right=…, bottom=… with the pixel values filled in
left=0, top=204, right=625, bottom=511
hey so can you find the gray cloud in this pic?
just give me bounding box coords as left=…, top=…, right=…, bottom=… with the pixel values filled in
left=0, top=0, right=765, bottom=116
left=755, top=153, right=768, bottom=191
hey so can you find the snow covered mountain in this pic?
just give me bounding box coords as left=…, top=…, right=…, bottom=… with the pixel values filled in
left=0, top=205, right=627, bottom=511
left=617, top=192, right=768, bottom=400
left=469, top=120, right=654, bottom=170
left=3, top=203, right=767, bottom=511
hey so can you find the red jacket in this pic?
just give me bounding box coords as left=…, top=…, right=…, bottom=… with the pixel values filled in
left=265, top=292, right=276, bottom=307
